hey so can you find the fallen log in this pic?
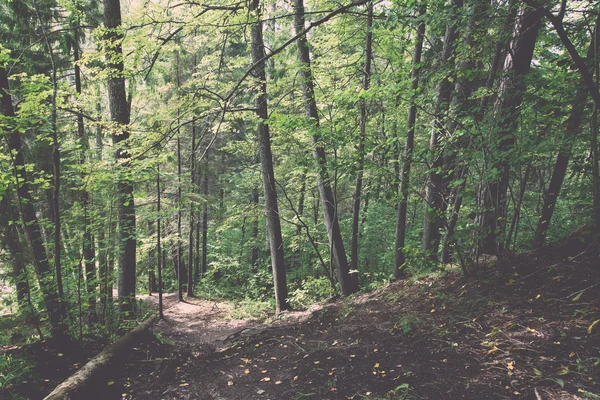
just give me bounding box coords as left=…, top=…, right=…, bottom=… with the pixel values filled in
left=44, top=314, right=158, bottom=400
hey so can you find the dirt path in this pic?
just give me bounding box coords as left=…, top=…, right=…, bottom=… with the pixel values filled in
left=139, top=293, right=265, bottom=347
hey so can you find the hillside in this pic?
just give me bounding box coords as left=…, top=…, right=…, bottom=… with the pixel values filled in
left=101, top=236, right=600, bottom=400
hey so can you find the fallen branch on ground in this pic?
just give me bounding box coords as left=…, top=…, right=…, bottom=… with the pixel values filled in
left=43, top=314, right=158, bottom=400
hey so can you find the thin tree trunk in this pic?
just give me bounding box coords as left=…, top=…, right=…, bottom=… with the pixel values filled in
left=394, top=5, right=426, bottom=278
left=250, top=0, right=289, bottom=312
left=74, top=42, right=97, bottom=319
left=103, top=0, right=137, bottom=314
left=250, top=186, right=259, bottom=269
left=0, top=196, right=29, bottom=309
left=350, top=0, right=373, bottom=287
left=187, top=125, right=196, bottom=297
left=202, top=171, right=209, bottom=276
left=177, top=136, right=184, bottom=301
left=292, top=0, right=356, bottom=294
left=533, top=84, right=589, bottom=247
left=157, top=167, right=164, bottom=319
left=592, top=40, right=600, bottom=257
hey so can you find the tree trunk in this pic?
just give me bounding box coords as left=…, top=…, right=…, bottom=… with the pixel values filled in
left=187, top=126, right=196, bottom=297
left=103, top=0, right=137, bottom=314
left=74, top=42, right=97, bottom=319
left=292, top=0, right=356, bottom=295
left=0, top=67, right=65, bottom=336
left=477, top=3, right=543, bottom=255
left=202, top=172, right=209, bottom=276
left=438, top=0, right=488, bottom=264
left=157, top=167, right=164, bottom=319
left=177, top=136, right=185, bottom=301
left=394, top=5, right=426, bottom=278
left=534, top=14, right=600, bottom=249
left=422, top=0, right=463, bottom=262
left=350, top=0, right=373, bottom=288
left=250, top=0, right=289, bottom=312
left=0, top=196, right=30, bottom=309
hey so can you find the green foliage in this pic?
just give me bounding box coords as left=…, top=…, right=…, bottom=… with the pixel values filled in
left=0, top=353, right=33, bottom=392
left=288, top=276, right=335, bottom=310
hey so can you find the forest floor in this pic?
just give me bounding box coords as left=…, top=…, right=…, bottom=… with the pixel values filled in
left=3, top=232, right=600, bottom=400
left=109, top=233, right=600, bottom=400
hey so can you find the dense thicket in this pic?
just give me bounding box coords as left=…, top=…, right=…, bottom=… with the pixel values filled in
left=0, top=0, right=599, bottom=338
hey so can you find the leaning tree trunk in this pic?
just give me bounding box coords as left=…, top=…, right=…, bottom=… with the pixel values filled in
left=250, top=0, right=289, bottom=313
left=293, top=0, right=356, bottom=295
left=534, top=12, right=600, bottom=249
left=1, top=67, right=65, bottom=336
left=476, top=3, right=543, bottom=256
left=533, top=80, right=590, bottom=248
left=422, top=0, right=463, bottom=262
left=394, top=5, right=426, bottom=279
left=350, top=0, right=373, bottom=287
left=103, top=0, right=137, bottom=314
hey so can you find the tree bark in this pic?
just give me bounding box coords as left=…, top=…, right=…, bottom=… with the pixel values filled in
left=534, top=12, right=600, bottom=249
left=394, top=5, right=426, bottom=278
left=1, top=67, right=65, bottom=336
left=202, top=172, right=209, bottom=276
left=74, top=41, right=97, bottom=319
left=157, top=167, right=164, bottom=319
left=293, top=0, right=356, bottom=295
left=250, top=0, right=289, bottom=312
left=439, top=0, right=488, bottom=264
left=103, top=0, right=137, bottom=314
left=0, top=195, right=30, bottom=309
left=422, top=0, right=463, bottom=262
left=187, top=126, right=196, bottom=297
left=43, top=314, right=158, bottom=400
left=350, top=0, right=373, bottom=287
left=476, top=3, right=543, bottom=255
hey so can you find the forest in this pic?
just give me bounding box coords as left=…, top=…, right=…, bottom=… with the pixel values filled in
left=0, top=0, right=599, bottom=398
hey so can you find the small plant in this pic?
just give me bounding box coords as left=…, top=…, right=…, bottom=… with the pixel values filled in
left=0, top=354, right=33, bottom=390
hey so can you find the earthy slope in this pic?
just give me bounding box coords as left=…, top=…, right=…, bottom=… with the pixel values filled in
left=106, top=234, right=600, bottom=400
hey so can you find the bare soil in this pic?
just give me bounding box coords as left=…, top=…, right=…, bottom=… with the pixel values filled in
left=111, top=234, right=600, bottom=400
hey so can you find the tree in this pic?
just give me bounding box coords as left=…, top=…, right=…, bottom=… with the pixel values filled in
left=293, top=0, right=356, bottom=295
left=250, top=0, right=289, bottom=313
left=102, top=0, right=137, bottom=314
left=395, top=4, right=426, bottom=278
left=476, top=3, right=543, bottom=256
left=1, top=65, right=66, bottom=336
left=422, top=0, right=463, bottom=261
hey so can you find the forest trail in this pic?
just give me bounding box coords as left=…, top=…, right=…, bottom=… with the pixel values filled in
left=139, top=293, right=321, bottom=347
left=140, top=293, right=263, bottom=346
